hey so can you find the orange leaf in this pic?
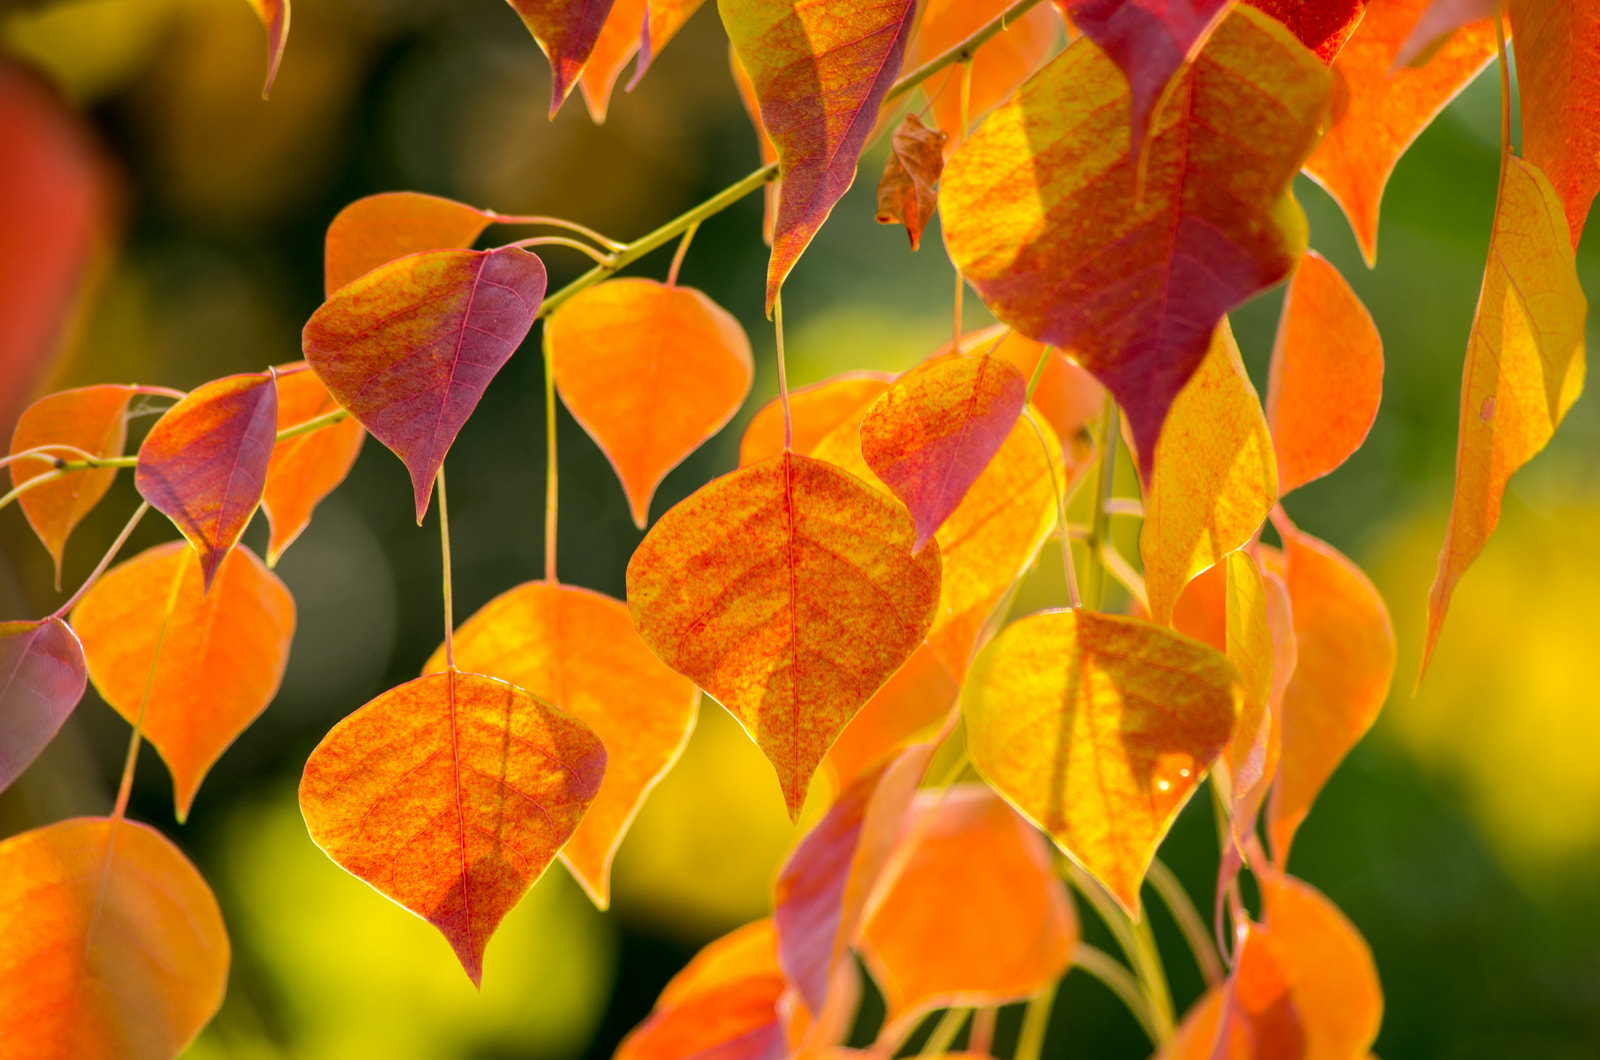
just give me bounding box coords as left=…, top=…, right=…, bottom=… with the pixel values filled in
left=962, top=609, right=1239, bottom=911
left=578, top=0, right=646, bottom=122
left=547, top=278, right=752, bottom=527
left=639, top=0, right=705, bottom=78
left=9, top=385, right=135, bottom=582
left=323, top=192, right=500, bottom=297
left=243, top=0, right=290, bottom=98
left=299, top=667, right=605, bottom=985
left=302, top=246, right=548, bottom=523
left=1245, top=0, right=1368, bottom=60
left=0, top=618, right=87, bottom=793
left=73, top=543, right=295, bottom=821
left=729, top=43, right=779, bottom=246
left=422, top=580, right=698, bottom=908
left=942, top=9, right=1329, bottom=476
left=506, top=0, right=617, bottom=117
left=1510, top=0, right=1600, bottom=247
left=261, top=363, right=365, bottom=566
left=627, top=452, right=941, bottom=818
left=1140, top=323, right=1277, bottom=626
left=721, top=0, right=919, bottom=310
left=135, top=373, right=278, bottom=591
left=874, top=114, right=947, bottom=251
left=1395, top=0, right=1498, bottom=67
left=1267, top=251, right=1384, bottom=495
left=738, top=372, right=892, bottom=468
left=1424, top=156, right=1587, bottom=673
left=948, top=324, right=1105, bottom=446
left=861, top=354, right=1025, bottom=551
left=1267, top=524, right=1395, bottom=864
left=859, top=785, right=1076, bottom=1038
left=1304, top=0, right=1497, bottom=265
left=0, top=817, right=228, bottom=1060
left=825, top=644, right=956, bottom=790
left=910, top=0, right=1060, bottom=143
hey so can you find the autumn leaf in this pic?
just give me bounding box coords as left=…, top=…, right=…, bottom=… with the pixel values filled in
left=1424, top=156, right=1586, bottom=674
left=1510, top=0, right=1600, bottom=247
left=243, top=0, right=290, bottom=97
left=948, top=324, right=1105, bottom=447
left=1305, top=0, right=1497, bottom=265
left=0, top=618, right=87, bottom=793
left=638, top=0, right=706, bottom=82
left=73, top=543, right=295, bottom=821
left=323, top=192, right=502, bottom=296
left=547, top=278, right=752, bottom=528
left=422, top=580, right=698, bottom=909
left=1246, top=0, right=1368, bottom=61
left=627, top=452, right=941, bottom=818
left=942, top=8, right=1330, bottom=476
left=910, top=0, right=1060, bottom=144
left=859, top=785, right=1076, bottom=1040
left=506, top=0, right=617, bottom=117
left=261, top=363, right=365, bottom=566
left=299, top=667, right=606, bottom=985
left=0, top=817, right=229, bottom=1060
left=825, top=644, right=956, bottom=790
left=135, top=372, right=278, bottom=591
left=875, top=114, right=947, bottom=251
left=578, top=0, right=646, bottom=122
left=1267, top=251, right=1384, bottom=495
left=721, top=0, right=919, bottom=310
left=9, top=385, right=135, bottom=583
left=1395, top=0, right=1498, bottom=67
left=1141, top=322, right=1277, bottom=626
left=302, top=246, right=548, bottom=523
left=739, top=372, right=892, bottom=467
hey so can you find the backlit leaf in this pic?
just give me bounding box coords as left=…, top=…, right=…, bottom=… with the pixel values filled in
left=9, top=385, right=135, bottom=582
left=244, top=0, right=289, bottom=97
left=0, top=817, right=228, bottom=1060
left=951, top=324, right=1105, bottom=446
left=135, top=372, right=277, bottom=590
left=911, top=0, right=1060, bottom=143
left=859, top=785, right=1076, bottom=1038
left=1395, top=0, right=1498, bottom=67
left=738, top=372, right=892, bottom=467
left=261, top=363, right=365, bottom=565
left=1304, top=0, right=1496, bottom=265
left=0, top=618, right=87, bottom=793
left=1510, top=0, right=1600, bottom=247
left=875, top=114, right=947, bottom=251
left=578, top=0, right=646, bottom=122
left=302, top=246, right=548, bottom=523
left=324, top=192, right=499, bottom=297
left=825, top=644, right=956, bottom=790
left=942, top=9, right=1329, bottom=475
left=721, top=0, right=919, bottom=310
left=962, top=609, right=1239, bottom=911
left=1267, top=251, right=1384, bottom=495
left=422, top=581, right=698, bottom=909
left=73, top=543, right=295, bottom=821
left=1245, top=0, right=1368, bottom=61
left=627, top=452, right=941, bottom=818
left=506, top=0, right=617, bottom=117
left=1140, top=323, right=1277, bottom=626
left=1424, top=157, right=1586, bottom=673
left=548, top=278, right=752, bottom=528
left=299, top=668, right=606, bottom=986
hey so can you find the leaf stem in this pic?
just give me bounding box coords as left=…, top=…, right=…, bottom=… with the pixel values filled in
left=920, top=1007, right=969, bottom=1055
left=488, top=212, right=626, bottom=251
left=666, top=220, right=700, bottom=287
left=967, top=1006, right=996, bottom=1056
left=1148, top=857, right=1224, bottom=987
left=275, top=406, right=350, bottom=443
left=1013, top=981, right=1056, bottom=1060
left=53, top=503, right=150, bottom=618
left=774, top=292, right=793, bottom=450
left=1072, top=943, right=1162, bottom=1044
left=55, top=408, right=352, bottom=473
left=0, top=467, right=66, bottom=512
left=543, top=332, right=560, bottom=585
left=1023, top=408, right=1080, bottom=609
left=437, top=469, right=455, bottom=670
left=111, top=548, right=190, bottom=821
left=1495, top=12, right=1512, bottom=176
left=1127, top=904, right=1176, bottom=1043
left=0, top=443, right=101, bottom=470
left=508, top=235, right=617, bottom=266
left=885, top=0, right=1046, bottom=105
left=1081, top=392, right=1121, bottom=610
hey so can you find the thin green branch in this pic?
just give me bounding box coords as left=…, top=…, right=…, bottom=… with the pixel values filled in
left=1014, top=981, right=1057, bottom=1060
left=920, top=1007, right=969, bottom=1056
left=1081, top=392, right=1122, bottom=610
left=1072, top=943, right=1162, bottom=1045
left=1148, top=858, right=1224, bottom=988
left=885, top=0, right=1047, bottom=105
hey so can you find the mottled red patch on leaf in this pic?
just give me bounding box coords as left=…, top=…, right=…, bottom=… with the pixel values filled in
left=0, top=619, right=87, bottom=793
left=1246, top=0, right=1368, bottom=61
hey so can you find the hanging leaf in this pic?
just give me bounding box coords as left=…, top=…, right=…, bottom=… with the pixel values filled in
left=739, top=372, right=892, bottom=467
left=324, top=192, right=500, bottom=296
left=0, top=817, right=228, bottom=1060
left=73, top=543, right=295, bottom=821
left=1245, top=0, right=1369, bottom=61
left=261, top=363, right=365, bottom=566
left=1267, top=251, right=1384, bottom=495
left=506, top=0, right=618, bottom=117
left=721, top=0, right=919, bottom=310
left=941, top=8, right=1330, bottom=476
left=911, top=0, right=1060, bottom=144
left=422, top=581, right=698, bottom=909
left=547, top=278, right=753, bottom=527
left=1509, top=0, right=1600, bottom=248
left=875, top=114, right=947, bottom=251
left=1304, top=0, right=1497, bottom=265
left=578, top=0, right=646, bottom=122
left=826, top=644, right=956, bottom=790
left=135, top=372, right=278, bottom=591
left=627, top=452, right=941, bottom=818
left=0, top=618, right=87, bottom=793
left=243, top=0, right=290, bottom=97
left=302, top=246, right=548, bottom=523
left=859, top=785, right=1077, bottom=1041
left=9, top=385, right=135, bottom=583
left=962, top=609, right=1239, bottom=911
left=1395, top=0, right=1498, bottom=66
left=1140, top=322, right=1277, bottom=626
left=299, top=667, right=605, bottom=986
left=1424, top=157, right=1587, bottom=673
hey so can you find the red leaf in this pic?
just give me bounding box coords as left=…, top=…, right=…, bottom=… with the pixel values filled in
left=0, top=618, right=87, bottom=793
left=135, top=372, right=278, bottom=590
left=506, top=0, right=618, bottom=117
left=1245, top=0, right=1369, bottom=61
left=874, top=114, right=947, bottom=251
left=323, top=192, right=499, bottom=296
left=302, top=246, right=548, bottom=523
left=261, top=363, right=365, bottom=565
left=1510, top=0, right=1600, bottom=247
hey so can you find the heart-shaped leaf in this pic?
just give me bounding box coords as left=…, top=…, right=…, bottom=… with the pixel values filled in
left=0, top=618, right=87, bottom=792
left=874, top=114, right=947, bottom=251
left=323, top=192, right=500, bottom=296
left=261, top=363, right=365, bottom=565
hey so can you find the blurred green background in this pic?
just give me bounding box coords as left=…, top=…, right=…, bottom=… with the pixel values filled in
left=2, top=2, right=1599, bottom=1057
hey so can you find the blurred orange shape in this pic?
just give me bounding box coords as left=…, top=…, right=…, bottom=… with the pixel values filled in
left=73, top=543, right=294, bottom=821
left=243, top=0, right=290, bottom=98
left=506, top=0, right=617, bottom=117
left=962, top=609, right=1239, bottom=911
left=302, top=246, right=548, bottom=523
left=9, top=385, right=136, bottom=582
left=0, top=618, right=87, bottom=793
left=1140, top=323, right=1277, bottom=626
left=738, top=372, right=891, bottom=468
left=261, top=363, right=364, bottom=566
left=627, top=453, right=941, bottom=818
left=858, top=785, right=1076, bottom=1039
left=1245, top=0, right=1367, bottom=61
left=826, top=644, right=956, bottom=790
left=299, top=668, right=605, bottom=986
left=910, top=0, right=1059, bottom=143
left=1510, top=0, right=1600, bottom=247
left=0, top=817, right=228, bottom=1060
left=323, top=192, right=500, bottom=296
left=1267, top=251, right=1384, bottom=495
left=548, top=278, right=752, bottom=528
left=874, top=114, right=947, bottom=251
left=578, top=0, right=646, bottom=122
left=422, top=581, right=698, bottom=909
left=1304, top=0, right=1497, bottom=265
